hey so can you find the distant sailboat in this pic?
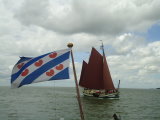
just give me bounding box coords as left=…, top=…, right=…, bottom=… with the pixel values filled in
left=79, top=44, right=120, bottom=98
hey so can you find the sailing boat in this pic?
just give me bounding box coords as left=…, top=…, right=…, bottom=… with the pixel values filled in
left=79, top=43, right=120, bottom=98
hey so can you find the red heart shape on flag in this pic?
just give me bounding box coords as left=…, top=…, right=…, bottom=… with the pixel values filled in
left=56, top=64, right=63, bottom=70
left=49, top=52, right=57, bottom=58
left=46, top=69, right=54, bottom=76
left=17, top=63, right=24, bottom=69
left=21, top=69, right=29, bottom=76
left=35, top=59, right=43, bottom=67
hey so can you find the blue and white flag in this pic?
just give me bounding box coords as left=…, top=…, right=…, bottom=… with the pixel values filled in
left=11, top=49, right=71, bottom=88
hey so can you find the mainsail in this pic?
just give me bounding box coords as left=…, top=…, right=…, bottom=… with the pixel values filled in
left=79, top=47, right=115, bottom=90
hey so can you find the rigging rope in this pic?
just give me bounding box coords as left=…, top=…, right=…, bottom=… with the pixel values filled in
left=53, top=80, right=57, bottom=120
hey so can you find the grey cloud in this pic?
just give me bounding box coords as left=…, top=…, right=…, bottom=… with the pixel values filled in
left=14, top=0, right=160, bottom=35
left=15, top=0, right=49, bottom=26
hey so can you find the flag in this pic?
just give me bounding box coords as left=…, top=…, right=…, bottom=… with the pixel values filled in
left=11, top=49, right=71, bottom=88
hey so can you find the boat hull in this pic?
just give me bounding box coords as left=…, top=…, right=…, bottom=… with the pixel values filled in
left=83, top=90, right=119, bottom=99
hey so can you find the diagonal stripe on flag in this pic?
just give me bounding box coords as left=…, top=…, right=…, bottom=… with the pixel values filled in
left=11, top=52, right=51, bottom=83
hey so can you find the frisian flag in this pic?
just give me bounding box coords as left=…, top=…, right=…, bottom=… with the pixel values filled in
left=11, top=49, right=71, bottom=88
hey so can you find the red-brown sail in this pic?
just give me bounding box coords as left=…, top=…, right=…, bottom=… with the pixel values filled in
left=103, top=54, right=115, bottom=90
left=79, top=48, right=104, bottom=89
left=79, top=47, right=115, bottom=90
left=79, top=61, right=87, bottom=87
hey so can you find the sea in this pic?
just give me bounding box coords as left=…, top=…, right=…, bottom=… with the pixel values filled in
left=0, top=86, right=160, bottom=120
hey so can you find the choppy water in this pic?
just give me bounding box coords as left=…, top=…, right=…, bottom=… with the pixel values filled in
left=0, top=86, right=160, bottom=120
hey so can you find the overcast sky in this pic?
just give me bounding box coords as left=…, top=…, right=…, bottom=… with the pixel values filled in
left=0, top=0, right=160, bottom=88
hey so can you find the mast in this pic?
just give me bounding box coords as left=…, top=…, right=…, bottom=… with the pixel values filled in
left=100, top=40, right=116, bottom=90
left=67, top=43, right=85, bottom=120
left=100, top=40, right=105, bottom=58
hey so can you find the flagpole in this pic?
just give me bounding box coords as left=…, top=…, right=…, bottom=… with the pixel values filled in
left=67, top=43, right=85, bottom=120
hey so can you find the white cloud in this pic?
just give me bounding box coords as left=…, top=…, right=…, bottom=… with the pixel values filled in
left=14, top=0, right=160, bottom=35
left=112, top=33, right=145, bottom=54
left=107, top=40, right=160, bottom=88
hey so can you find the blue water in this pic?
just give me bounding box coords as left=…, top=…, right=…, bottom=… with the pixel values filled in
left=0, top=87, right=160, bottom=120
